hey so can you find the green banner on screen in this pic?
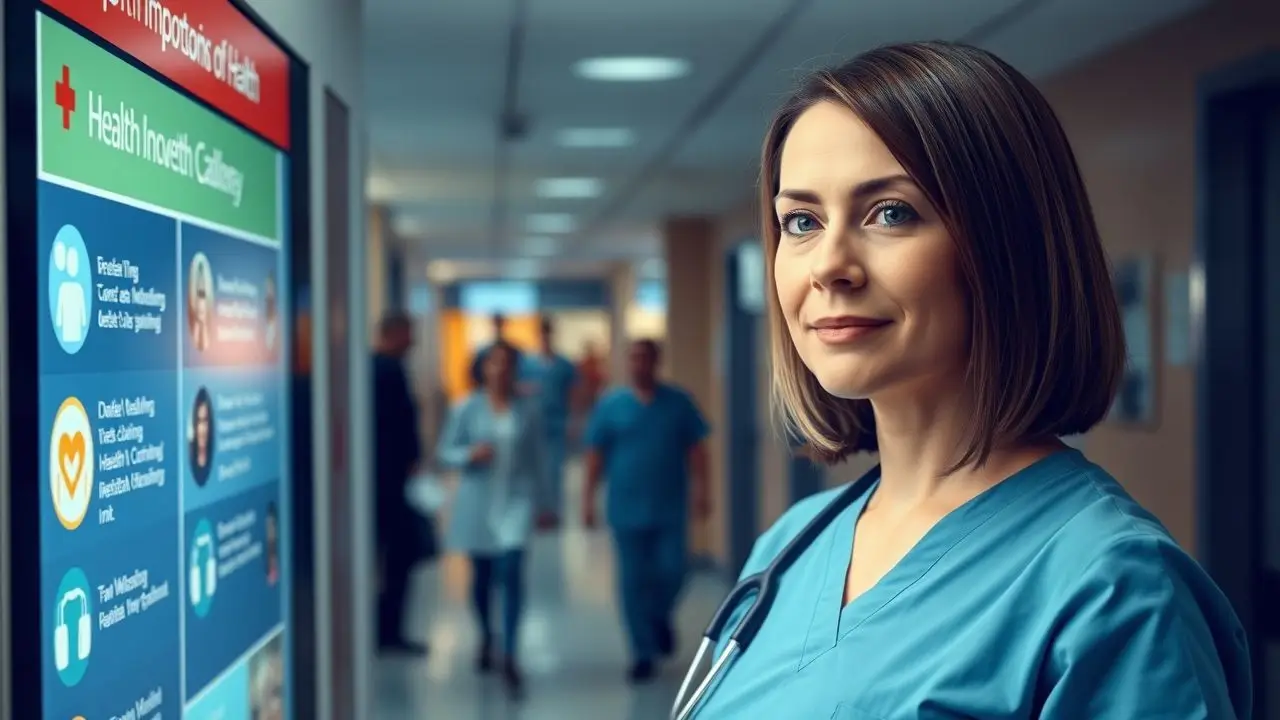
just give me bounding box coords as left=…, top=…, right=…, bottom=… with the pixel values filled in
left=38, top=13, right=279, bottom=240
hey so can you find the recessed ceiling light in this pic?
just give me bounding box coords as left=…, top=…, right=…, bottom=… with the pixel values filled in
left=555, top=127, right=636, bottom=149
left=526, top=213, right=577, bottom=234
left=392, top=215, right=425, bottom=238
left=535, top=177, right=604, bottom=199
left=522, top=236, right=561, bottom=256
left=573, top=56, right=690, bottom=82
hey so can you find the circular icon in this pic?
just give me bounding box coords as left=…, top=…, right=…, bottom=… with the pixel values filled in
left=50, top=398, right=94, bottom=531
left=189, top=518, right=218, bottom=617
left=187, top=252, right=215, bottom=353
left=47, top=224, right=94, bottom=355
left=53, top=566, right=93, bottom=687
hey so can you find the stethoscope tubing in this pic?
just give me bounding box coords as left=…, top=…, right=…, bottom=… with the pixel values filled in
left=670, top=466, right=883, bottom=720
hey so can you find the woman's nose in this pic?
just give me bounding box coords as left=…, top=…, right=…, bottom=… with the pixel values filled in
left=809, top=228, right=866, bottom=291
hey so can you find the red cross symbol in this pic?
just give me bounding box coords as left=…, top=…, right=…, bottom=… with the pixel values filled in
left=54, top=65, right=76, bottom=130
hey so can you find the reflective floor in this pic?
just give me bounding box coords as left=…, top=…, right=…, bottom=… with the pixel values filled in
left=377, top=464, right=729, bottom=720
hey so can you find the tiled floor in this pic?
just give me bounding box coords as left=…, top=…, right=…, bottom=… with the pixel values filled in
left=376, top=467, right=729, bottom=720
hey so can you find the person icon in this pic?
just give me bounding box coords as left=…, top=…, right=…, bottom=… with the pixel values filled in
left=265, top=501, right=280, bottom=586
left=188, top=253, right=215, bottom=353
left=47, top=224, right=93, bottom=355
left=189, top=387, right=215, bottom=487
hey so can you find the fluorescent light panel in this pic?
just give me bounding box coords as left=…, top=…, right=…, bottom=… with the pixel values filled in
left=525, top=213, right=577, bottom=234
left=522, top=236, right=561, bottom=256
left=555, top=127, right=636, bottom=149
left=574, top=56, right=690, bottom=82
left=535, top=177, right=603, bottom=199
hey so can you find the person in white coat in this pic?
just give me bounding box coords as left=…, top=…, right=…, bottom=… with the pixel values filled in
left=437, top=340, right=545, bottom=698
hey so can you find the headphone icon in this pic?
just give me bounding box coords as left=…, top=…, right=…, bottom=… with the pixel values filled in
left=190, top=533, right=218, bottom=605
left=54, top=588, right=91, bottom=671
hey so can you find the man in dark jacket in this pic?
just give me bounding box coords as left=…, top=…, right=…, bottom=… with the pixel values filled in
left=373, top=312, right=425, bottom=654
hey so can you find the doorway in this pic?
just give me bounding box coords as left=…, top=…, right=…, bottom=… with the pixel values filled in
left=724, top=241, right=762, bottom=577
left=1195, top=51, right=1280, bottom=719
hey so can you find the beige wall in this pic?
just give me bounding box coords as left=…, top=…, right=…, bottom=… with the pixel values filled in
left=712, top=0, right=1280, bottom=552
left=366, top=206, right=389, bottom=344
left=663, top=218, right=726, bottom=561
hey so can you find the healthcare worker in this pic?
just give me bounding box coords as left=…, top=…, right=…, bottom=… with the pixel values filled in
left=522, top=316, right=579, bottom=529
left=583, top=338, right=711, bottom=683
left=678, top=42, right=1252, bottom=719
left=437, top=340, right=546, bottom=699
left=372, top=312, right=425, bottom=655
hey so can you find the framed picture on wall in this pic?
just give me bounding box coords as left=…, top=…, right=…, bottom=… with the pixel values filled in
left=1110, top=254, right=1158, bottom=426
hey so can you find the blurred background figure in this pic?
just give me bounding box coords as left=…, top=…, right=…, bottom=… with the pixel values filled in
left=437, top=340, right=547, bottom=699
left=372, top=312, right=426, bottom=656
left=469, top=313, right=523, bottom=388
left=576, top=340, right=607, bottom=411
left=522, top=316, right=579, bottom=530
left=584, top=339, right=711, bottom=683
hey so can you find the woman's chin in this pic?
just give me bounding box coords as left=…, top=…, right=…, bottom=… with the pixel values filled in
left=813, top=373, right=874, bottom=401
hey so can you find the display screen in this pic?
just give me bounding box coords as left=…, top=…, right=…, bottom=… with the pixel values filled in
left=33, top=8, right=292, bottom=719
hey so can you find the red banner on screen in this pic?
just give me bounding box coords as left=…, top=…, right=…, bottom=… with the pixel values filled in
left=41, top=0, right=291, bottom=150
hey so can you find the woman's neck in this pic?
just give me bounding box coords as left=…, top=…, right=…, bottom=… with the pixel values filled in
left=868, top=384, right=1060, bottom=511
left=487, top=387, right=512, bottom=408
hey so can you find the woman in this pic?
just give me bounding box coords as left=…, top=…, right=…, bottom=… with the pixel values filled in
left=686, top=43, right=1252, bottom=718
left=437, top=340, right=545, bottom=698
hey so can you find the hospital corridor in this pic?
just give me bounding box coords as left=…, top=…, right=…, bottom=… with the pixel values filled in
left=4, top=0, right=1280, bottom=718
left=376, top=461, right=729, bottom=720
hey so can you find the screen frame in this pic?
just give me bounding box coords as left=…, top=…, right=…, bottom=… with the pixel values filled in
left=1, top=1, right=314, bottom=717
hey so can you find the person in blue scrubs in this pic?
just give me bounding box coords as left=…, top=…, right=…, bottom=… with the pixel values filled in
left=584, top=338, right=711, bottom=683
left=437, top=340, right=545, bottom=699
left=689, top=43, right=1252, bottom=718
left=521, top=316, right=579, bottom=529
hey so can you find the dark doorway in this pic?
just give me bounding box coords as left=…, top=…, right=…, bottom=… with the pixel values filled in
left=1195, top=51, right=1280, bottom=719
left=724, top=241, right=762, bottom=578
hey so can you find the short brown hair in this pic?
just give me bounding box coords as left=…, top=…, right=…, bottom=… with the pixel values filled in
left=761, top=42, right=1125, bottom=471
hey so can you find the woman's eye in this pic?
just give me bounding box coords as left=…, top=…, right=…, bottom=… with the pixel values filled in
left=871, top=202, right=918, bottom=228
left=782, top=212, right=819, bottom=236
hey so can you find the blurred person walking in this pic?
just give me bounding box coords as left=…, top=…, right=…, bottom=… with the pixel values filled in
left=522, top=317, right=579, bottom=529
left=583, top=338, right=711, bottom=682
left=576, top=340, right=607, bottom=409
left=437, top=341, right=547, bottom=698
left=373, top=312, right=429, bottom=655
left=469, top=312, right=524, bottom=387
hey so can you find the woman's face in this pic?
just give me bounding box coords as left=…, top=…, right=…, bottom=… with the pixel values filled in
left=772, top=101, right=968, bottom=401
left=484, top=346, right=515, bottom=389
left=194, top=270, right=209, bottom=321
left=195, top=400, right=210, bottom=462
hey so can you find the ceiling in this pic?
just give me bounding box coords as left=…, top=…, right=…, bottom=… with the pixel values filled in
left=362, top=0, right=1207, bottom=278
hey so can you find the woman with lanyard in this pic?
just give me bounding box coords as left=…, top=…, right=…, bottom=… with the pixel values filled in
left=438, top=340, right=546, bottom=699
left=673, top=42, right=1252, bottom=719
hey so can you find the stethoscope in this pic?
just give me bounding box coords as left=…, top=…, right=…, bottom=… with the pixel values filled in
left=671, top=465, right=883, bottom=720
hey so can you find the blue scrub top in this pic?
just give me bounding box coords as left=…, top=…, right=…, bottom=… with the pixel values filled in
left=585, top=384, right=709, bottom=529
left=698, top=449, right=1252, bottom=719
left=522, top=352, right=577, bottom=432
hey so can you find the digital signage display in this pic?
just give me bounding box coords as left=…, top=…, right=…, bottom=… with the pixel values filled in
left=6, top=1, right=301, bottom=718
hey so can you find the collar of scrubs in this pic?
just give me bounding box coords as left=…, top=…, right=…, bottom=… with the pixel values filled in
left=797, top=449, right=1085, bottom=670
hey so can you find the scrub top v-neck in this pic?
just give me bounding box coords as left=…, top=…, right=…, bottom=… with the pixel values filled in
left=694, top=449, right=1252, bottom=720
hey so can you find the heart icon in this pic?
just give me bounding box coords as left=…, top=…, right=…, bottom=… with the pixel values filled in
left=58, top=431, right=86, bottom=497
